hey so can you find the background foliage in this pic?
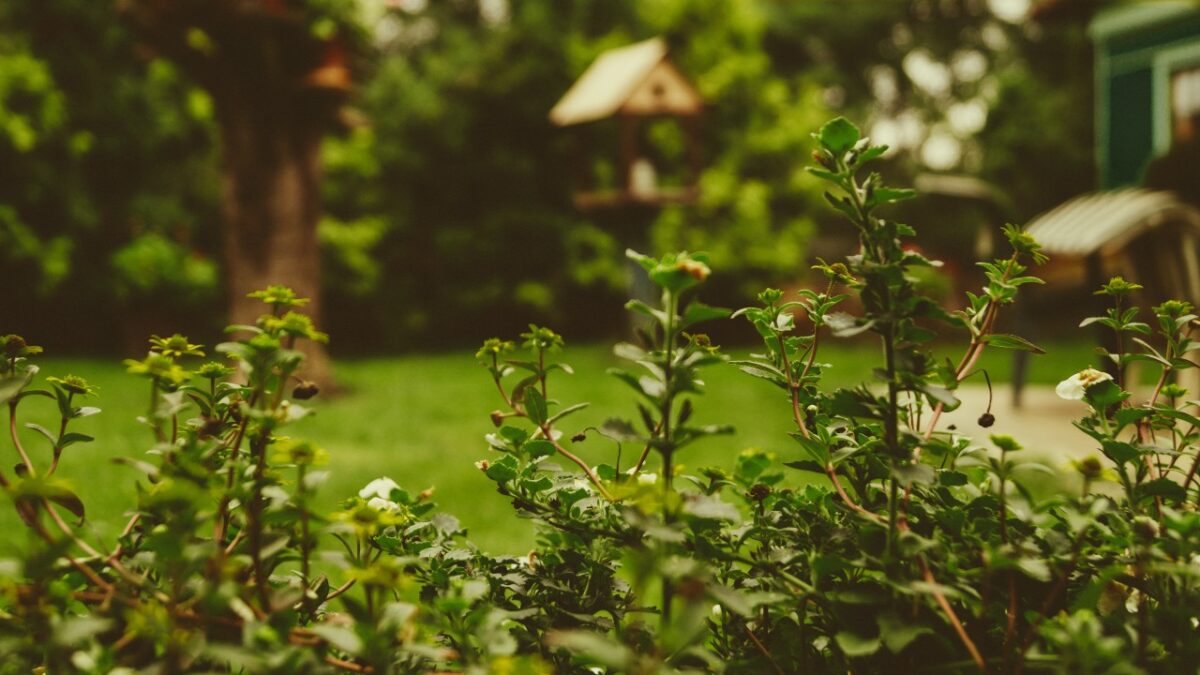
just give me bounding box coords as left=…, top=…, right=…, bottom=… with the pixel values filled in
left=0, top=0, right=1094, bottom=353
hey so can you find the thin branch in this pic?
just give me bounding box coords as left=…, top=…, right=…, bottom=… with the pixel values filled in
left=744, top=622, right=786, bottom=675
left=9, top=402, right=37, bottom=475
left=541, top=424, right=613, bottom=500
left=917, top=554, right=987, bottom=672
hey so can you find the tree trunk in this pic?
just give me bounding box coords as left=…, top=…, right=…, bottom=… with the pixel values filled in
left=218, top=98, right=333, bottom=388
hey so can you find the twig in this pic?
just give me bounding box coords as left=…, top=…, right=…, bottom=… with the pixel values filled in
left=9, top=402, right=37, bottom=475
left=917, top=555, right=986, bottom=672
left=744, top=622, right=786, bottom=675
left=541, top=424, right=613, bottom=500
left=631, top=418, right=665, bottom=474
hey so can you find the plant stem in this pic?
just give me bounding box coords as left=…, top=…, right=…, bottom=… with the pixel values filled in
left=9, top=402, right=36, bottom=476
left=660, top=289, right=678, bottom=626
left=298, top=464, right=311, bottom=589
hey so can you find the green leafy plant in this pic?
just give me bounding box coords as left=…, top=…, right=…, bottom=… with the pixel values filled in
left=3, top=118, right=1200, bottom=675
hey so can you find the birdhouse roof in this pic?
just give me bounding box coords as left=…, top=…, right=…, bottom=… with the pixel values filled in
left=1025, top=188, right=1200, bottom=256
left=550, top=37, right=702, bottom=126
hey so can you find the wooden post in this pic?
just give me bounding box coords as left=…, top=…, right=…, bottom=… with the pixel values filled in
left=685, top=114, right=703, bottom=192
left=618, top=114, right=639, bottom=196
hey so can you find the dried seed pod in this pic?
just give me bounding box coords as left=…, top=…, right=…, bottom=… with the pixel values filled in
left=293, top=380, right=320, bottom=400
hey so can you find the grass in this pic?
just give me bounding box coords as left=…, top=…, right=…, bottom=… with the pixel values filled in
left=6, top=338, right=1095, bottom=556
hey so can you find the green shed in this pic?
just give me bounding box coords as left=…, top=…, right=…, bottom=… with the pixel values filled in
left=1092, top=2, right=1200, bottom=187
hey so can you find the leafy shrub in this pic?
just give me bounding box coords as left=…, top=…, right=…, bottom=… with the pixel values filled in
left=1, top=118, right=1199, bottom=673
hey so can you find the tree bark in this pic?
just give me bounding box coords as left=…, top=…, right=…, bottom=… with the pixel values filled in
left=218, top=96, right=333, bottom=387
left=122, top=3, right=351, bottom=388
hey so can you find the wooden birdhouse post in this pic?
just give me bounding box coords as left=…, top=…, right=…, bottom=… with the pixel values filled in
left=550, top=38, right=704, bottom=319
left=550, top=38, right=704, bottom=211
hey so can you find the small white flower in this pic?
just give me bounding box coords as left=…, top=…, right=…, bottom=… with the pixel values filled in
left=1055, top=368, right=1114, bottom=400
left=711, top=604, right=723, bottom=617
left=367, top=497, right=400, bottom=512
left=637, top=472, right=658, bottom=486
left=359, top=476, right=400, bottom=500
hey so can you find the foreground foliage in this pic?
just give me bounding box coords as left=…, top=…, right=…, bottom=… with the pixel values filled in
left=1, top=118, right=1199, bottom=673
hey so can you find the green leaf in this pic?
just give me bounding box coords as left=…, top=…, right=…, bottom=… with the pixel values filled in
left=783, top=460, right=826, bottom=474
left=855, top=145, right=888, bottom=164
left=523, top=388, right=548, bottom=426
left=682, top=495, right=741, bottom=522
left=1137, top=477, right=1186, bottom=503
left=598, top=418, right=639, bottom=442
left=546, top=630, right=632, bottom=669
left=524, top=440, right=556, bottom=460
left=919, top=384, right=960, bottom=410
left=624, top=300, right=667, bottom=326
left=1015, top=557, right=1052, bottom=582
left=877, top=612, right=932, bottom=653
left=24, top=423, right=57, bottom=447
left=680, top=302, right=731, bottom=329
left=0, top=368, right=35, bottom=407
left=818, top=117, right=860, bottom=154
left=835, top=630, right=881, bottom=657
left=308, top=624, right=363, bottom=655
left=732, top=360, right=787, bottom=386
left=873, top=187, right=917, bottom=204
left=547, top=402, right=588, bottom=425
left=1085, top=380, right=1128, bottom=409
left=49, top=491, right=86, bottom=523
left=892, top=462, right=935, bottom=487
left=805, top=167, right=843, bottom=184
left=790, top=432, right=831, bottom=464
left=58, top=432, right=93, bottom=449
left=708, top=583, right=753, bottom=617
left=485, top=455, right=519, bottom=482
left=938, top=470, right=969, bottom=486
left=625, top=249, right=656, bottom=272
left=981, top=333, right=1046, bottom=354
left=1100, top=440, right=1139, bottom=466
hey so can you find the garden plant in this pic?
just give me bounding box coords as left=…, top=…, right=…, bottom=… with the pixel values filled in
left=3, top=118, right=1200, bottom=673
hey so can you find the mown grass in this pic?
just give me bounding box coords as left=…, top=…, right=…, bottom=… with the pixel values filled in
left=5, top=339, right=1094, bottom=555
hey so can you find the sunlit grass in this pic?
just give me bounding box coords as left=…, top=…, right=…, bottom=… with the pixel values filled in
left=4, top=339, right=1094, bottom=555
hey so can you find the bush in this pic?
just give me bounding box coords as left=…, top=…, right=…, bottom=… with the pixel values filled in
left=1, top=118, right=1198, bottom=673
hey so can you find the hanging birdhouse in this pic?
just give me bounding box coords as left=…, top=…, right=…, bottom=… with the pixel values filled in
left=550, top=38, right=704, bottom=211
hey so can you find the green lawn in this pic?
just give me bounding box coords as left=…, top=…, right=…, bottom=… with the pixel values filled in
left=6, top=339, right=1094, bottom=556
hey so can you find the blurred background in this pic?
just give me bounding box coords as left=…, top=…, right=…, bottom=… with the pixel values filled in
left=2, top=0, right=1199, bottom=552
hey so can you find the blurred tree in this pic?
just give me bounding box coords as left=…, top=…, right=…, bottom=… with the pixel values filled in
left=121, top=0, right=369, bottom=382
left=0, top=0, right=220, bottom=352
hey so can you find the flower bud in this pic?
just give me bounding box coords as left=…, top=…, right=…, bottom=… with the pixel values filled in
left=977, top=413, right=995, bottom=428
left=489, top=410, right=505, bottom=427
left=3, top=335, right=26, bottom=358
left=292, top=381, right=319, bottom=400
left=1132, top=516, right=1159, bottom=541
left=748, top=484, right=772, bottom=501
left=676, top=259, right=711, bottom=281
left=1077, top=456, right=1104, bottom=481
left=199, top=418, right=225, bottom=439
